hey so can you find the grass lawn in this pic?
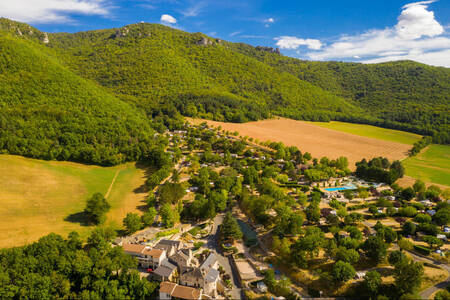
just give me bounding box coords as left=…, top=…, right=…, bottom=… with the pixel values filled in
left=402, top=145, right=450, bottom=187
left=0, top=155, right=151, bottom=248
left=307, top=121, right=422, bottom=145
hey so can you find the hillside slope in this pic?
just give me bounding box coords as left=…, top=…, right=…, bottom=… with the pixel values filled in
left=47, top=23, right=359, bottom=123
left=0, top=31, right=159, bottom=165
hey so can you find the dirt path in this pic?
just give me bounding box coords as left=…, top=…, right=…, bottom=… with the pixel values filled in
left=105, top=169, right=120, bottom=199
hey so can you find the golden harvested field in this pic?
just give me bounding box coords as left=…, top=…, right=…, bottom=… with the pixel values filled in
left=190, top=118, right=411, bottom=170
left=0, top=155, right=151, bottom=248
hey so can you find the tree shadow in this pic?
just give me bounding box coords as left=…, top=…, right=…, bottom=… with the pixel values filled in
left=134, top=161, right=155, bottom=194
left=64, top=211, right=89, bottom=226
left=136, top=204, right=149, bottom=213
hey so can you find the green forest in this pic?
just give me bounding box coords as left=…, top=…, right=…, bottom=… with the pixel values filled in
left=0, top=18, right=449, bottom=166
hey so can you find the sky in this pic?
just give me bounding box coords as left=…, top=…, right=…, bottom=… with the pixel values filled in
left=1, top=0, right=449, bottom=67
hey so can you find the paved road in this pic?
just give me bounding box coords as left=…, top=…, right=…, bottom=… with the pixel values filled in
left=206, top=214, right=243, bottom=300
left=364, top=222, right=449, bottom=299
left=412, top=250, right=450, bottom=299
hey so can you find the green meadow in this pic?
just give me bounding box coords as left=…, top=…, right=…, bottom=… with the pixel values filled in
left=0, top=155, right=150, bottom=248
left=308, top=121, right=422, bottom=145
left=402, top=145, right=450, bottom=187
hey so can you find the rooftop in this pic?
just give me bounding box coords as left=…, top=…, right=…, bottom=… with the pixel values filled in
left=160, top=282, right=201, bottom=300
left=204, top=268, right=219, bottom=283
left=154, top=265, right=176, bottom=278
left=142, top=248, right=165, bottom=258
left=122, top=243, right=146, bottom=254
left=200, top=253, right=217, bottom=272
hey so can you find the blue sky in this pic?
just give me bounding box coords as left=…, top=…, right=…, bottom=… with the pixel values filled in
left=1, top=0, right=449, bottom=66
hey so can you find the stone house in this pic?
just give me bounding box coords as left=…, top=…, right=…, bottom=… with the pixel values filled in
left=122, top=243, right=166, bottom=269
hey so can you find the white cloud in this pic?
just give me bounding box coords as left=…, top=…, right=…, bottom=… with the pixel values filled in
left=181, top=2, right=205, bottom=17
left=395, top=0, right=443, bottom=39
left=264, top=17, right=275, bottom=28
left=160, top=14, right=177, bottom=24
left=362, top=49, right=450, bottom=66
left=294, top=0, right=450, bottom=67
left=230, top=31, right=242, bottom=37
left=275, top=36, right=322, bottom=50
left=0, top=0, right=110, bottom=23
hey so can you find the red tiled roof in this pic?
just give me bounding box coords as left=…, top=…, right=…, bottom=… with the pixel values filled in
left=143, top=248, right=164, bottom=258
left=122, top=243, right=146, bottom=254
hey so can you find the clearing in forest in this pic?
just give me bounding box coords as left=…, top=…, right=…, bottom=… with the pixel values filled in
left=0, top=155, right=151, bottom=248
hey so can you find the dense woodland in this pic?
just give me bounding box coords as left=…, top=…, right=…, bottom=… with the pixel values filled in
left=0, top=229, right=158, bottom=299
left=0, top=17, right=449, bottom=166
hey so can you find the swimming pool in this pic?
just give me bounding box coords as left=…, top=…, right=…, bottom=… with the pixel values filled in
left=324, top=185, right=356, bottom=192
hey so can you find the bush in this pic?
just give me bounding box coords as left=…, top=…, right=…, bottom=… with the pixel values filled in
left=413, top=244, right=431, bottom=255
left=193, top=242, right=204, bottom=250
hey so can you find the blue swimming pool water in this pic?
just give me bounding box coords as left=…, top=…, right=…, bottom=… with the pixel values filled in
left=324, top=185, right=356, bottom=192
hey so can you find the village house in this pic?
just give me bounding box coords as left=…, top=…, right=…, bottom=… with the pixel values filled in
left=152, top=259, right=178, bottom=282
left=122, top=243, right=166, bottom=269
left=179, top=253, right=220, bottom=297
left=159, top=281, right=202, bottom=300
left=169, top=249, right=194, bottom=272
left=155, top=239, right=182, bottom=257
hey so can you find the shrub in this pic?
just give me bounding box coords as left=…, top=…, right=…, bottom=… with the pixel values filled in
left=413, top=244, right=431, bottom=255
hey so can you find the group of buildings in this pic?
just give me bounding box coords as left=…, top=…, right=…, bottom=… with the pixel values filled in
left=122, top=239, right=221, bottom=299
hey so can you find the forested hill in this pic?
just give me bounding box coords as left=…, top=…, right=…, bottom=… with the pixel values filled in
left=0, top=18, right=449, bottom=167
left=0, top=21, right=164, bottom=166
left=47, top=22, right=450, bottom=143
left=46, top=22, right=359, bottom=123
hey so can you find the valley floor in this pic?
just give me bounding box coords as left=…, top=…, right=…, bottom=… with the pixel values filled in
left=0, top=155, right=151, bottom=248
left=189, top=117, right=412, bottom=170
left=189, top=117, right=449, bottom=188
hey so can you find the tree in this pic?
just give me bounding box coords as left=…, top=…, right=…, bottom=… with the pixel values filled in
left=402, top=221, right=416, bottom=236
left=433, top=208, right=450, bottom=226
left=331, top=261, right=355, bottom=283
left=221, top=212, right=242, bottom=241
left=306, top=203, right=320, bottom=223
left=347, top=226, right=363, bottom=240
left=141, top=207, right=157, bottom=227
left=123, top=213, right=142, bottom=234
left=394, top=258, right=424, bottom=294
left=359, top=190, right=370, bottom=200
left=383, top=227, right=397, bottom=244
left=400, top=206, right=417, bottom=217
left=414, top=213, right=432, bottom=224
left=413, top=180, right=426, bottom=193
left=423, top=235, right=444, bottom=249
left=401, top=187, right=416, bottom=201
left=303, top=152, right=312, bottom=161
left=292, top=227, right=324, bottom=259
left=363, top=270, right=381, bottom=296
left=84, top=193, right=110, bottom=224
left=398, top=238, right=414, bottom=251
left=158, top=182, right=185, bottom=205
left=335, top=247, right=359, bottom=265
left=390, top=160, right=405, bottom=178
left=434, top=290, right=450, bottom=300
left=388, top=250, right=406, bottom=265
left=344, top=190, right=354, bottom=200
left=160, top=203, right=178, bottom=228
left=362, top=236, right=387, bottom=263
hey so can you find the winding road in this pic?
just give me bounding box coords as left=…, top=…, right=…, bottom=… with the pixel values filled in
left=363, top=221, right=449, bottom=299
